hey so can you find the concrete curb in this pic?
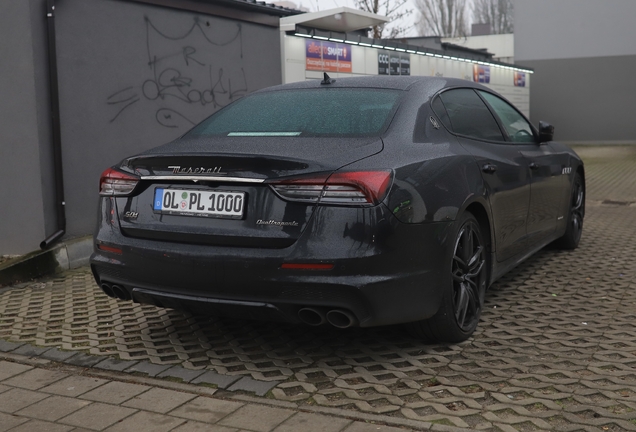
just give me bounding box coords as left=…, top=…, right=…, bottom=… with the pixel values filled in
left=0, top=236, right=92, bottom=286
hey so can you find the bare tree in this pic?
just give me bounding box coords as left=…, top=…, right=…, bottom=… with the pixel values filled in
left=473, top=0, right=514, bottom=34
left=354, top=0, right=412, bottom=39
left=415, top=0, right=468, bottom=37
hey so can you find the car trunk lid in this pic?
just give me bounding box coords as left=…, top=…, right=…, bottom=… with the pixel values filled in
left=115, top=137, right=383, bottom=248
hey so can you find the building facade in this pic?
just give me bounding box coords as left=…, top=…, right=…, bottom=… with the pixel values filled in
left=514, top=0, right=636, bottom=143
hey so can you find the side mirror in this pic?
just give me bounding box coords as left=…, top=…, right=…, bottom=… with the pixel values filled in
left=538, top=121, right=554, bottom=143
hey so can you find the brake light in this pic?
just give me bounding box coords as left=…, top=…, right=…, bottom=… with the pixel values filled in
left=269, top=170, right=392, bottom=206
left=97, top=244, right=123, bottom=255
left=99, top=167, right=139, bottom=196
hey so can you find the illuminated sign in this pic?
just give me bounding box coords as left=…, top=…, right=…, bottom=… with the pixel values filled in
left=306, top=40, right=352, bottom=73
left=473, top=65, right=490, bottom=83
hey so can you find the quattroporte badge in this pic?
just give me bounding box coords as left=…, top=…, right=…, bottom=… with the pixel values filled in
left=256, top=219, right=299, bottom=227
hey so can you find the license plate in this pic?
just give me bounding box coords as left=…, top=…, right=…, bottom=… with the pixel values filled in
left=153, top=188, right=245, bottom=219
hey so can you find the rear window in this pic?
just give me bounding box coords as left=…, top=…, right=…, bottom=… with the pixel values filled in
left=187, top=88, right=402, bottom=138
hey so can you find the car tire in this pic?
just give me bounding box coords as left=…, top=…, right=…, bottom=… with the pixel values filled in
left=407, top=212, right=488, bottom=343
left=554, top=172, right=584, bottom=250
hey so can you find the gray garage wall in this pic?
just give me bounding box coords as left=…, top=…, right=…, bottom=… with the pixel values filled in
left=0, top=0, right=284, bottom=255
left=0, top=0, right=54, bottom=255
left=57, top=0, right=283, bottom=238
left=514, top=0, right=636, bottom=143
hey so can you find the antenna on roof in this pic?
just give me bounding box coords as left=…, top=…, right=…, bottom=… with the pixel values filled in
left=320, top=72, right=336, bottom=85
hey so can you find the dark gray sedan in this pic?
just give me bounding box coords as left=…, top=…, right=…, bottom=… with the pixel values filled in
left=91, top=75, right=584, bottom=342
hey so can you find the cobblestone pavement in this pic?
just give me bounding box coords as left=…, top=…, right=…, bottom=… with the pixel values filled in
left=1, top=146, right=636, bottom=431
left=0, top=354, right=408, bottom=432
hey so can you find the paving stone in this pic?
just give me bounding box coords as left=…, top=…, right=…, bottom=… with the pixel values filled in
left=11, top=344, right=50, bottom=358
left=157, top=366, right=206, bottom=383
left=0, top=340, right=24, bottom=352
left=169, top=396, right=243, bottom=423
left=2, top=368, right=68, bottom=390
left=93, top=357, right=138, bottom=372
left=80, top=381, right=150, bottom=404
left=0, top=360, right=32, bottom=381
left=15, top=395, right=91, bottom=421
left=124, top=361, right=171, bottom=378
left=219, top=404, right=295, bottom=432
left=227, top=376, right=280, bottom=396
left=103, top=410, right=185, bottom=432
left=0, top=388, right=48, bottom=413
left=0, top=411, right=29, bottom=431
left=59, top=402, right=137, bottom=430
left=40, top=348, right=79, bottom=362
left=191, top=370, right=240, bottom=389
left=273, top=412, right=352, bottom=432
left=343, top=423, right=410, bottom=432
left=8, top=419, right=74, bottom=432
left=123, top=387, right=197, bottom=413
left=171, top=421, right=238, bottom=432
left=64, top=352, right=104, bottom=368
left=40, top=375, right=108, bottom=398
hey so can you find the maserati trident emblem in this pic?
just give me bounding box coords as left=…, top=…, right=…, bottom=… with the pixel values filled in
left=168, top=166, right=226, bottom=175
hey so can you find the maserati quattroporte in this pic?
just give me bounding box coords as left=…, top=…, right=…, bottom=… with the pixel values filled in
left=91, top=75, right=584, bottom=342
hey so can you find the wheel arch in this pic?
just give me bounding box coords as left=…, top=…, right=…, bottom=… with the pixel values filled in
left=463, top=200, right=494, bottom=286
left=574, top=161, right=586, bottom=217
left=576, top=164, right=586, bottom=191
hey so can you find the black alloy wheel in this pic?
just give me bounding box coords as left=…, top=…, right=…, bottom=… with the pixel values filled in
left=451, top=219, right=486, bottom=333
left=555, top=172, right=584, bottom=250
left=408, top=212, right=488, bottom=342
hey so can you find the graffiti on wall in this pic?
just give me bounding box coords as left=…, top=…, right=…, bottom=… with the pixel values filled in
left=107, top=15, right=248, bottom=128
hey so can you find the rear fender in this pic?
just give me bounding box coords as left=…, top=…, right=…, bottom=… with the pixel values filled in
left=382, top=152, right=486, bottom=225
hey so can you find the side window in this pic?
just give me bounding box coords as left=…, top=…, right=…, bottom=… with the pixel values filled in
left=431, top=96, right=452, bottom=131
left=478, top=91, right=535, bottom=143
left=439, top=89, right=505, bottom=141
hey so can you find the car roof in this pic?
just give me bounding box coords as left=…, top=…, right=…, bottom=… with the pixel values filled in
left=255, top=75, right=488, bottom=97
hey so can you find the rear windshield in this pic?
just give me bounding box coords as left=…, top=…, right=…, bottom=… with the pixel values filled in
left=186, top=88, right=402, bottom=138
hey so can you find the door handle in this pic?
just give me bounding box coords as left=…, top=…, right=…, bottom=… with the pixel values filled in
left=529, top=162, right=539, bottom=170
left=482, top=163, right=497, bottom=174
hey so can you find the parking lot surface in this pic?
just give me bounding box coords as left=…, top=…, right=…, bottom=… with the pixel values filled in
left=1, top=146, right=636, bottom=431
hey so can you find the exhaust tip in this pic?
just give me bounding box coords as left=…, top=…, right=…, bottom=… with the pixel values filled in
left=326, top=309, right=357, bottom=329
left=111, top=284, right=131, bottom=301
left=101, top=283, right=116, bottom=298
left=298, top=308, right=326, bottom=326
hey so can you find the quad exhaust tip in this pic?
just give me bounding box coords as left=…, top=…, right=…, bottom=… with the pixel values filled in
left=100, top=282, right=131, bottom=301
left=326, top=309, right=357, bottom=328
left=298, top=308, right=326, bottom=326
left=100, top=283, right=116, bottom=298
left=298, top=307, right=357, bottom=328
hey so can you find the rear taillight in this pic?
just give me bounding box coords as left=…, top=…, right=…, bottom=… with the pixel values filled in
left=99, top=167, right=139, bottom=196
left=269, top=170, right=392, bottom=206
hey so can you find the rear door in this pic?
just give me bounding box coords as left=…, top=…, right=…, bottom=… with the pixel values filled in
left=436, top=88, right=531, bottom=262
left=477, top=91, right=562, bottom=247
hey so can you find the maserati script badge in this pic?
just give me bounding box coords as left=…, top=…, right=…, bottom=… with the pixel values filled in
left=168, top=165, right=226, bottom=175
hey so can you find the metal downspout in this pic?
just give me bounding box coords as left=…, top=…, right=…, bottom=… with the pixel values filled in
left=40, top=0, right=66, bottom=249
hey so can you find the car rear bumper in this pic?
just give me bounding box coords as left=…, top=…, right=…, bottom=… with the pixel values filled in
left=91, top=205, right=454, bottom=327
